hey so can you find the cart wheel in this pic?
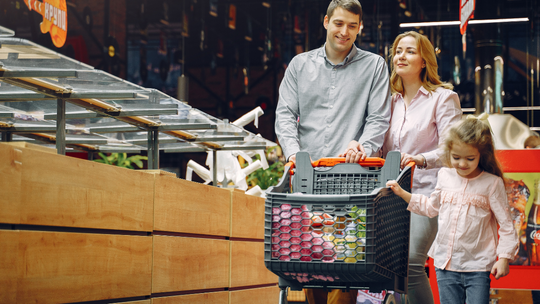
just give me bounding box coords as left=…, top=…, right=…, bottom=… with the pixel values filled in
left=279, top=288, right=288, bottom=304
left=383, top=293, right=396, bottom=304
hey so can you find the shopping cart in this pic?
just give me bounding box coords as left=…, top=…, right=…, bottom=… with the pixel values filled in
left=264, top=151, right=414, bottom=304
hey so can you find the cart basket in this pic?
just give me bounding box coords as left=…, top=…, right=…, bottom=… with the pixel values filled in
left=264, top=151, right=413, bottom=294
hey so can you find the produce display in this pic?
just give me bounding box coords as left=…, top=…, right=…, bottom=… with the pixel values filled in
left=271, top=203, right=367, bottom=263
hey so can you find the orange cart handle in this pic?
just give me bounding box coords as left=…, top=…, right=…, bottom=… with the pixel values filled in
left=311, top=157, right=385, bottom=168
left=285, top=157, right=386, bottom=175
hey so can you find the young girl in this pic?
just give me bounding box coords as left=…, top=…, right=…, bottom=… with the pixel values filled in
left=387, top=114, right=518, bottom=304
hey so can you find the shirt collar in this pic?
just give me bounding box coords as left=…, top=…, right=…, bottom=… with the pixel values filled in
left=321, top=44, right=357, bottom=66
left=394, top=85, right=429, bottom=101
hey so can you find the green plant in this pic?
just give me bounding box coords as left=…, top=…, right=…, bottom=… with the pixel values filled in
left=94, top=152, right=148, bottom=169
left=245, top=147, right=285, bottom=190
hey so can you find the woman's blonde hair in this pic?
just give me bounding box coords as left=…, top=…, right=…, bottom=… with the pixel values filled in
left=441, top=118, right=504, bottom=178
left=390, top=31, right=453, bottom=95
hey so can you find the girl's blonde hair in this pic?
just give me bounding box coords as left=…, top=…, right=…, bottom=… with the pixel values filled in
left=441, top=118, right=504, bottom=178
left=390, top=31, right=453, bottom=95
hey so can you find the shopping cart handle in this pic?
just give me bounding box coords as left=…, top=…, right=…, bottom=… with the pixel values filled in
left=311, top=157, right=385, bottom=168
left=284, top=157, right=386, bottom=176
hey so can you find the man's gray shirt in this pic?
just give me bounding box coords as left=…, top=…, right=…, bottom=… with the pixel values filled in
left=275, top=44, right=391, bottom=161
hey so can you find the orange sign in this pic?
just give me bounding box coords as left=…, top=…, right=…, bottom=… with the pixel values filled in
left=24, top=0, right=68, bottom=48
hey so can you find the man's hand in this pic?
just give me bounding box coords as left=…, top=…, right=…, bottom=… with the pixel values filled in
left=491, top=258, right=510, bottom=280
left=288, top=154, right=296, bottom=164
left=339, top=140, right=367, bottom=163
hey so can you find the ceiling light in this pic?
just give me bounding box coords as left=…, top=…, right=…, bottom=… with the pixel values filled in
left=400, top=17, right=529, bottom=28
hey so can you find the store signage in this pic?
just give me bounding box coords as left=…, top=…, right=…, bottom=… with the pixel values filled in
left=460, top=0, right=475, bottom=34
left=24, top=0, right=68, bottom=48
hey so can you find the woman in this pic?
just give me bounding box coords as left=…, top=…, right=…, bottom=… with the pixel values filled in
left=342, top=31, right=462, bottom=303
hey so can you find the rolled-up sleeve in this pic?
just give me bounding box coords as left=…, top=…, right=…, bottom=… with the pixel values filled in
left=490, top=178, right=519, bottom=260
left=275, top=59, right=300, bottom=161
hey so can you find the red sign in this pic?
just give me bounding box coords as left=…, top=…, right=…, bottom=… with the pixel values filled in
left=24, top=0, right=68, bottom=48
left=459, top=0, right=475, bottom=34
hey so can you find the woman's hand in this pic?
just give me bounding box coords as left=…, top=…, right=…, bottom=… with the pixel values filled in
left=339, top=140, right=366, bottom=163
left=491, top=258, right=510, bottom=279
left=401, top=153, right=425, bottom=169
left=386, top=180, right=412, bottom=203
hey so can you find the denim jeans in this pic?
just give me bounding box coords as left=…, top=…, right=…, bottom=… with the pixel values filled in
left=435, top=268, right=491, bottom=304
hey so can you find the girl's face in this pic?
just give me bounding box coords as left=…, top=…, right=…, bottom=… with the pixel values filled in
left=450, top=141, right=482, bottom=179
left=393, top=36, right=425, bottom=80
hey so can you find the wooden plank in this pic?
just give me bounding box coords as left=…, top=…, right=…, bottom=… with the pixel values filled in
left=154, top=176, right=230, bottom=236
left=3, top=141, right=56, bottom=154
left=229, top=285, right=280, bottom=304
left=19, top=148, right=154, bottom=231
left=0, top=144, right=22, bottom=224
left=13, top=230, right=152, bottom=303
left=230, top=189, right=265, bottom=239
left=230, top=241, right=278, bottom=288
left=0, top=230, right=20, bottom=303
left=113, top=300, right=151, bottom=304
left=152, top=235, right=230, bottom=293
left=151, top=291, right=228, bottom=304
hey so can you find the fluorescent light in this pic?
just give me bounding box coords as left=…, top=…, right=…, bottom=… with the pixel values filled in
left=400, top=17, right=529, bottom=28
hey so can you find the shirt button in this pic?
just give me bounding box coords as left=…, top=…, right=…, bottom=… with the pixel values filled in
left=331, top=86, right=335, bottom=89
left=327, top=124, right=331, bottom=128
left=325, top=144, right=329, bottom=147
left=330, top=105, right=334, bottom=108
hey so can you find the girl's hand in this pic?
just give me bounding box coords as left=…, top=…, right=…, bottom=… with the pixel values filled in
left=401, top=153, right=425, bottom=169
left=339, top=140, right=366, bottom=163
left=386, top=180, right=412, bottom=203
left=491, top=258, right=510, bottom=279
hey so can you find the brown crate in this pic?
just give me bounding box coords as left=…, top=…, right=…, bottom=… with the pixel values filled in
left=230, top=241, right=278, bottom=288
left=154, top=176, right=231, bottom=236
left=229, top=285, right=280, bottom=304
left=2, top=230, right=152, bottom=304
left=230, top=189, right=265, bottom=239
left=152, top=235, right=230, bottom=293
left=19, top=147, right=154, bottom=231
left=151, top=291, right=228, bottom=304
left=0, top=144, right=22, bottom=224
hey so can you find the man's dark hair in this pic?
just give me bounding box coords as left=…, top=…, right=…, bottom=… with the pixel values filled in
left=327, top=0, right=363, bottom=22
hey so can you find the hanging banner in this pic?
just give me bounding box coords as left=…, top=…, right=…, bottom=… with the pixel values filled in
left=24, top=0, right=68, bottom=48
left=459, top=0, right=475, bottom=35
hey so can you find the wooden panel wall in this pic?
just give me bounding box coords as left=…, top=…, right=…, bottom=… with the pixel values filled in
left=0, top=142, right=278, bottom=303
left=0, top=230, right=152, bottom=303
left=151, top=292, right=229, bottom=304
left=153, top=175, right=231, bottom=236
left=152, top=236, right=230, bottom=293
left=230, top=189, right=265, bottom=239
left=229, top=286, right=280, bottom=304
left=230, top=241, right=277, bottom=288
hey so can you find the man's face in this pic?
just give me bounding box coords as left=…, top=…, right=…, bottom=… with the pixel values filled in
left=323, top=7, right=361, bottom=57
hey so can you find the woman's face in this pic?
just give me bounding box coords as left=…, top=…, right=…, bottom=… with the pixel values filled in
left=393, top=36, right=425, bottom=81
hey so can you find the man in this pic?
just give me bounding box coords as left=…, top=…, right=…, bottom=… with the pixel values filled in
left=275, top=1, right=391, bottom=303
left=276, top=0, right=390, bottom=166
